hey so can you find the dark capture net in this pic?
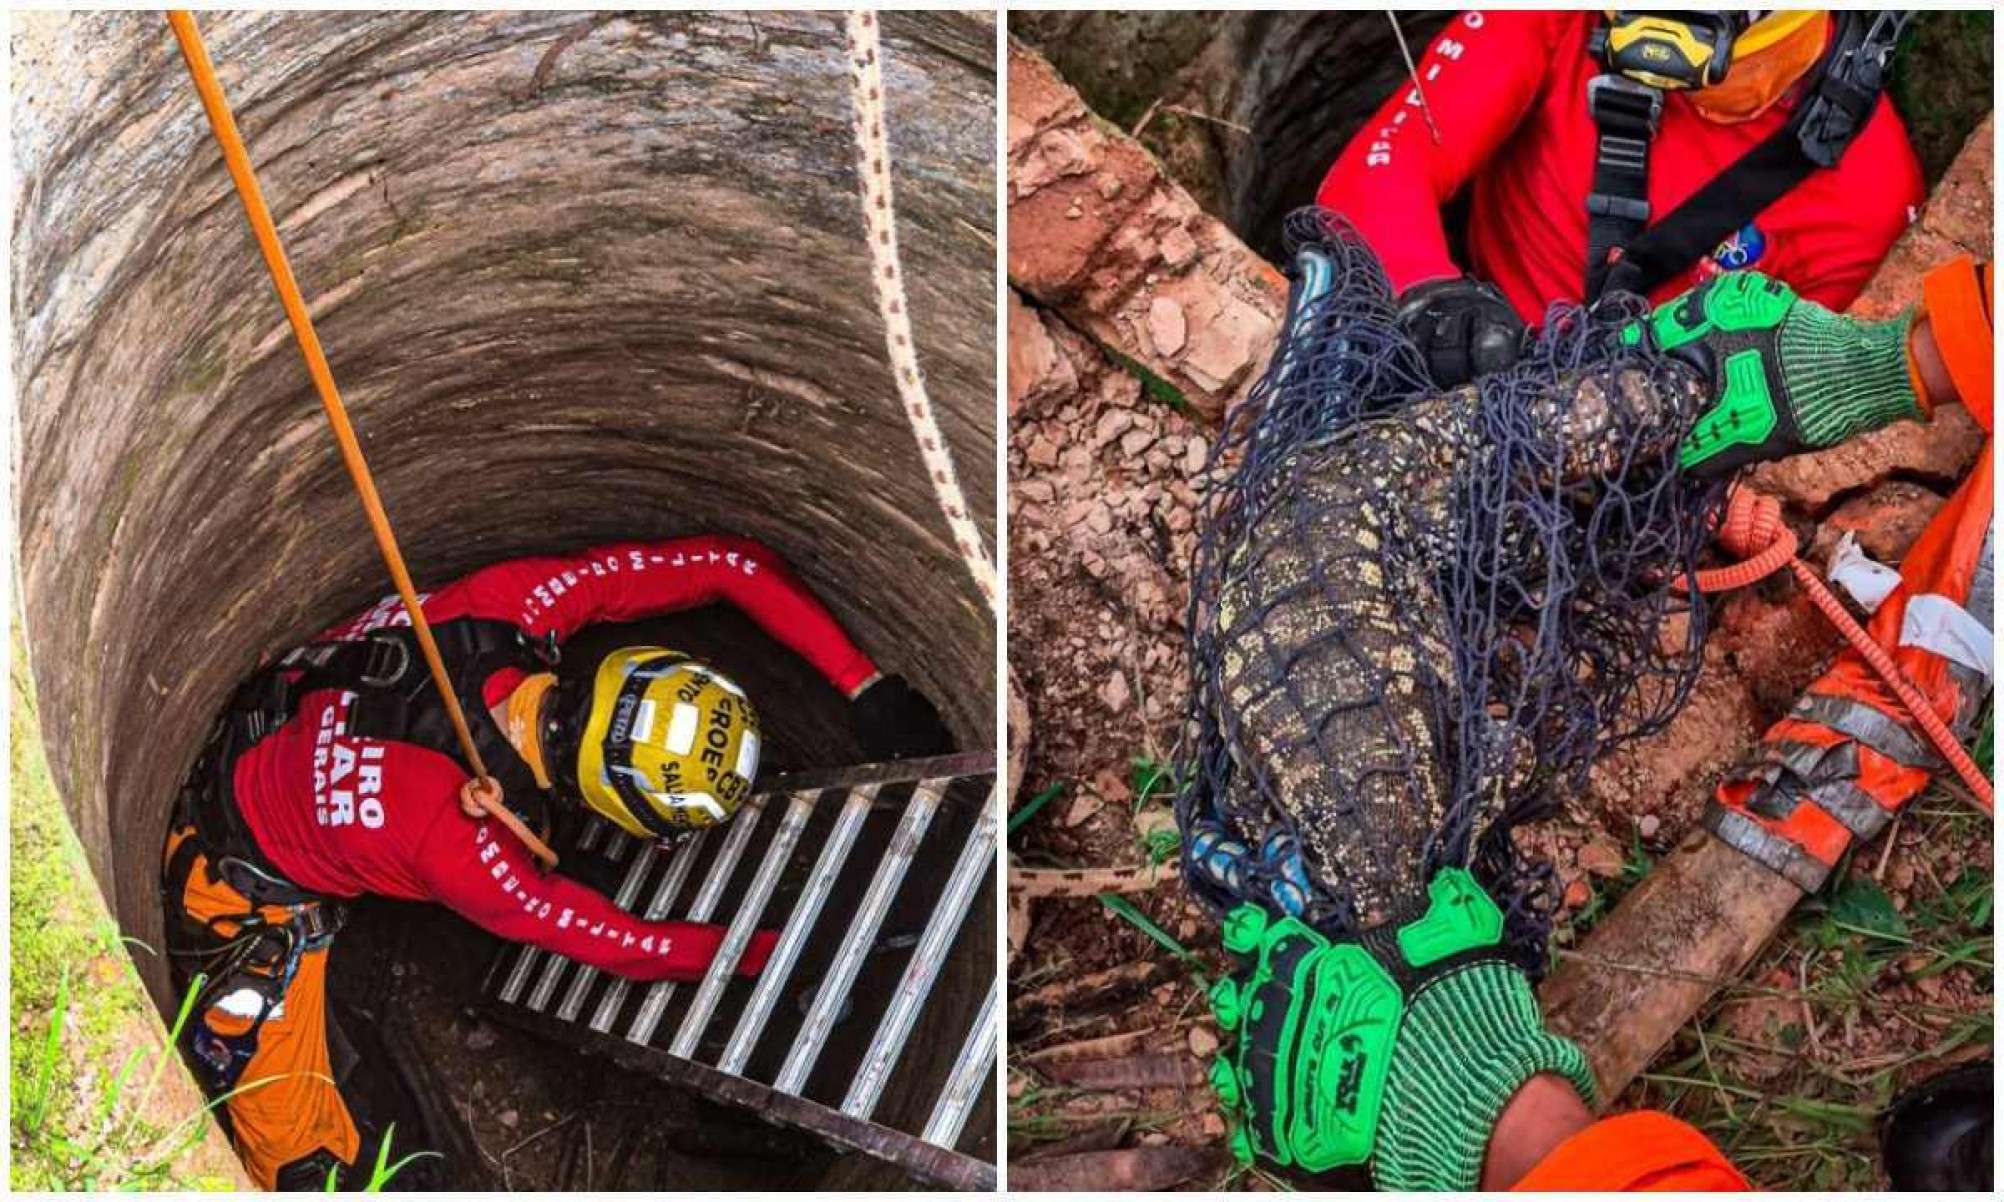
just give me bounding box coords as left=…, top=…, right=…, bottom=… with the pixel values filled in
left=1177, top=210, right=1729, bottom=970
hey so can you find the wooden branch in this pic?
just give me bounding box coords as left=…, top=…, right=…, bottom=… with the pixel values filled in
left=1040, top=1053, right=1208, bottom=1091
left=1011, top=961, right=1168, bottom=1018
left=1540, top=834, right=1803, bottom=1102
left=1011, top=863, right=1169, bottom=898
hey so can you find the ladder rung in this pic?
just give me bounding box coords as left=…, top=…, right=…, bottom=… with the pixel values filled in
left=669, top=789, right=819, bottom=1058
left=588, top=830, right=708, bottom=1033
left=716, top=783, right=879, bottom=1076
left=841, top=784, right=996, bottom=1118
left=922, top=979, right=998, bottom=1149
left=554, top=838, right=661, bottom=1020
left=772, top=779, right=946, bottom=1096
left=626, top=794, right=768, bottom=1045
left=496, top=944, right=540, bottom=1006
left=497, top=819, right=612, bottom=1003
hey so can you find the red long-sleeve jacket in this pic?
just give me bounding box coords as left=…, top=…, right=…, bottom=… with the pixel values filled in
left=1317, top=10, right=1923, bottom=320
left=229, top=535, right=879, bottom=980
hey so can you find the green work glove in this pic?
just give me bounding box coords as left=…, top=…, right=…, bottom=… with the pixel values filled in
left=1632, top=271, right=1922, bottom=478
left=1206, top=870, right=1596, bottom=1190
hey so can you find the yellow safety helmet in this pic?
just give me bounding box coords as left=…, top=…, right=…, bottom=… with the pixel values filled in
left=1598, top=11, right=1826, bottom=92
left=573, top=647, right=761, bottom=837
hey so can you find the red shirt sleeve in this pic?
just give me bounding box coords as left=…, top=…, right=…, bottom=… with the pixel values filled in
left=1315, top=10, right=1567, bottom=294
left=456, top=534, right=880, bottom=700
left=412, top=808, right=777, bottom=981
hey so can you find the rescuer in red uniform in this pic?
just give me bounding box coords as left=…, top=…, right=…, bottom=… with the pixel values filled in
left=162, top=533, right=950, bottom=1189
left=1317, top=10, right=1924, bottom=386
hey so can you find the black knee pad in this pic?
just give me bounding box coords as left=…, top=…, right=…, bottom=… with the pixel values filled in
left=273, top=1148, right=348, bottom=1192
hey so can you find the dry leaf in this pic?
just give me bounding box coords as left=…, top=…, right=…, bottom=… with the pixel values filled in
left=1579, top=840, right=1625, bottom=878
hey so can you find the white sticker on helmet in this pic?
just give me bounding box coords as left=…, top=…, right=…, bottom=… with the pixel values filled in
left=655, top=791, right=727, bottom=821
left=630, top=698, right=657, bottom=745
left=665, top=702, right=700, bottom=756
left=683, top=664, right=746, bottom=698
left=735, top=731, right=760, bottom=782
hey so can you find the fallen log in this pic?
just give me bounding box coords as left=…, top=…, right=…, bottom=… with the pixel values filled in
left=1539, top=832, right=1804, bottom=1101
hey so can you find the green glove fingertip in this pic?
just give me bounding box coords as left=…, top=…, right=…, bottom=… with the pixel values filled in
left=1209, top=977, right=1244, bottom=1030
left=1210, top=1055, right=1242, bottom=1108
left=1222, top=903, right=1269, bottom=955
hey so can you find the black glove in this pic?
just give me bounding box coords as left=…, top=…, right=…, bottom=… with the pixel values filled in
left=1395, top=276, right=1526, bottom=388
left=850, top=674, right=953, bottom=761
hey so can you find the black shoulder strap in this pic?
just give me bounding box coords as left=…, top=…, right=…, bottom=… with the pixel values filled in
left=188, top=618, right=558, bottom=890
left=1584, top=73, right=1664, bottom=302
left=331, top=620, right=553, bottom=808
left=1597, top=127, right=1813, bottom=300
left=1588, top=11, right=1907, bottom=302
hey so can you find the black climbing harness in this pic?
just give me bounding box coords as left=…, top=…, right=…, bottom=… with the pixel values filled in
left=1584, top=10, right=1910, bottom=302
left=184, top=617, right=562, bottom=895
left=169, top=617, right=561, bottom=1091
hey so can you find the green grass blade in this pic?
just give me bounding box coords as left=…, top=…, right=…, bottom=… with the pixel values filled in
left=1009, top=783, right=1064, bottom=835
left=1097, top=893, right=1208, bottom=987
left=22, top=962, right=72, bottom=1138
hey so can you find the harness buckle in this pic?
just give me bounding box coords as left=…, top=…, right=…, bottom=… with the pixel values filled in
left=214, top=854, right=309, bottom=906
left=360, top=632, right=411, bottom=688
left=1587, top=191, right=1651, bottom=223
left=1584, top=73, right=1661, bottom=252
left=1597, top=131, right=1651, bottom=174
left=523, top=627, right=561, bottom=669
left=1586, top=73, right=1663, bottom=137
left=288, top=900, right=345, bottom=949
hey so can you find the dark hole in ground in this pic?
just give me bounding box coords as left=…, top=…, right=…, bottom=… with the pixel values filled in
left=15, top=10, right=994, bottom=1190
left=270, top=607, right=968, bottom=1189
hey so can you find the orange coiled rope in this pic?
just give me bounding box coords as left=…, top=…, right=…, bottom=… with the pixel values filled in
left=1677, top=487, right=1993, bottom=814
left=168, top=11, right=558, bottom=866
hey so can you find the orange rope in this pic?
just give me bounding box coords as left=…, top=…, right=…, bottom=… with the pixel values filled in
left=1677, top=487, right=1993, bottom=814
left=168, top=11, right=558, bottom=867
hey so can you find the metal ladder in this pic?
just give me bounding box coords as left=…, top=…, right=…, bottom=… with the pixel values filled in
left=481, top=752, right=997, bottom=1189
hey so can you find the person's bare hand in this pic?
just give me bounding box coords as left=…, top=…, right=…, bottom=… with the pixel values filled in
left=459, top=776, right=502, bottom=819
